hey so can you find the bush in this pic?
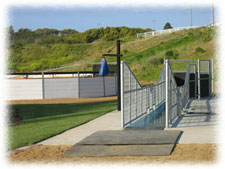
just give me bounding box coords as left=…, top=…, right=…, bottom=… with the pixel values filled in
left=165, top=50, right=179, bottom=59
left=135, top=54, right=143, bottom=61
left=165, top=50, right=174, bottom=57
left=195, top=47, right=206, bottom=53
left=151, top=57, right=164, bottom=66
left=122, top=49, right=128, bottom=54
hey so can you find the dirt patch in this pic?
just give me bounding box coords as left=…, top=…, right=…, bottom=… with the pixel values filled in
left=7, top=96, right=117, bottom=105
left=8, top=143, right=217, bottom=164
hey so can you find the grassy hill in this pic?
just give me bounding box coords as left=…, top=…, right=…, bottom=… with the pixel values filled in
left=8, top=26, right=217, bottom=84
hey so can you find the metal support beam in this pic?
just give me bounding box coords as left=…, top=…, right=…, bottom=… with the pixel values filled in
left=120, top=61, right=124, bottom=127
left=211, top=59, right=214, bottom=95
left=198, top=59, right=201, bottom=99
left=209, top=60, right=211, bottom=97
left=117, top=40, right=121, bottom=111
left=194, top=64, right=197, bottom=98
left=102, top=40, right=122, bottom=111
left=103, top=76, right=106, bottom=97
left=42, top=72, right=45, bottom=99
left=165, top=59, right=169, bottom=129
left=78, top=72, right=80, bottom=98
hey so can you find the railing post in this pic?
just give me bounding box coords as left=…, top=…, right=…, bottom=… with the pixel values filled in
left=211, top=59, right=214, bottom=95
left=194, top=64, right=197, bottom=98
left=78, top=72, right=80, bottom=98
left=135, top=81, right=137, bottom=118
left=198, top=59, right=201, bottom=99
left=165, top=59, right=169, bottom=129
left=103, top=76, right=106, bottom=97
left=120, top=61, right=124, bottom=128
left=129, top=68, right=131, bottom=122
left=42, top=72, right=45, bottom=99
left=208, top=60, right=211, bottom=97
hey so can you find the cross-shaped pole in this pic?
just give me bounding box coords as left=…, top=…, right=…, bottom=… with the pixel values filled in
left=102, top=40, right=122, bottom=111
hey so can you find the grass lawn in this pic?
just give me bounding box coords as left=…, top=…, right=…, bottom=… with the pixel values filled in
left=8, top=100, right=117, bottom=150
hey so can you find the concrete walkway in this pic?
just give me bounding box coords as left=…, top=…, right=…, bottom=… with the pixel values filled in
left=183, top=97, right=217, bottom=113
left=166, top=127, right=217, bottom=143
left=166, top=113, right=218, bottom=143
left=40, top=110, right=122, bottom=145
left=166, top=97, right=218, bottom=143
left=39, top=97, right=218, bottom=145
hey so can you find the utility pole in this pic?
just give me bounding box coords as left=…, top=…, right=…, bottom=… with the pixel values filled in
left=187, top=8, right=193, bottom=27
left=212, top=4, right=215, bottom=26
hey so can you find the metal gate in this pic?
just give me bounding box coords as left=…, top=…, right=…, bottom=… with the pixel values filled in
left=189, top=64, right=197, bottom=98
left=198, top=60, right=212, bottom=99
left=170, top=59, right=213, bottom=99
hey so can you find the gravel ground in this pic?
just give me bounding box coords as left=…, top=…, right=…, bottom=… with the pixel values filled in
left=8, top=143, right=217, bottom=164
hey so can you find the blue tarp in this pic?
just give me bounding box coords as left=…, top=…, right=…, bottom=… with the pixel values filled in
left=99, top=59, right=110, bottom=76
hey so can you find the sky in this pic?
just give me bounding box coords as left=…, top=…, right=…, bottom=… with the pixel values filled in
left=8, top=6, right=217, bottom=32
left=1, top=0, right=225, bottom=168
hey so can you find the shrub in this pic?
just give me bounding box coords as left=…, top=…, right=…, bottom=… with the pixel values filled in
left=165, top=50, right=179, bottom=59
left=151, top=57, right=164, bottom=66
left=122, top=49, right=129, bottom=54
left=195, top=47, right=206, bottom=53
left=135, top=54, right=143, bottom=61
left=165, top=50, right=174, bottom=57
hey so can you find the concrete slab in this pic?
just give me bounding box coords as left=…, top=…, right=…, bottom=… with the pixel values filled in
left=78, top=130, right=182, bottom=145
left=63, top=130, right=181, bottom=157
left=63, top=144, right=175, bottom=157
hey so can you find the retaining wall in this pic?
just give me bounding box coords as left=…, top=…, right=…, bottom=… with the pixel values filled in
left=6, top=76, right=117, bottom=100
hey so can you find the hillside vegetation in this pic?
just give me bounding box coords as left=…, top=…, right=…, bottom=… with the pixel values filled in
left=7, top=26, right=217, bottom=84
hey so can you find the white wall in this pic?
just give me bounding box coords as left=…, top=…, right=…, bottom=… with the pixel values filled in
left=104, top=77, right=117, bottom=96
left=44, top=78, right=79, bottom=99
left=79, top=77, right=116, bottom=98
left=6, top=76, right=117, bottom=100
left=6, top=79, right=43, bottom=100
left=79, top=78, right=104, bottom=98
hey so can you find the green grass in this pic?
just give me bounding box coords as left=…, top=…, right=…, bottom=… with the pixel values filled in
left=8, top=26, right=217, bottom=84
left=8, top=100, right=117, bottom=150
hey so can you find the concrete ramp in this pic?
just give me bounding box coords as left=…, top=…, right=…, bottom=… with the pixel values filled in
left=63, top=130, right=182, bottom=157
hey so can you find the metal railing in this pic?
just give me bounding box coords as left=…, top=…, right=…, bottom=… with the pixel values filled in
left=167, top=63, right=190, bottom=126
left=121, top=61, right=166, bottom=128
left=136, top=24, right=214, bottom=39
left=121, top=60, right=193, bottom=128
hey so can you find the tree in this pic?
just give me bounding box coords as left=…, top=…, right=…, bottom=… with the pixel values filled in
left=60, top=29, right=78, bottom=35
left=7, top=26, right=14, bottom=40
left=163, top=22, right=173, bottom=30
